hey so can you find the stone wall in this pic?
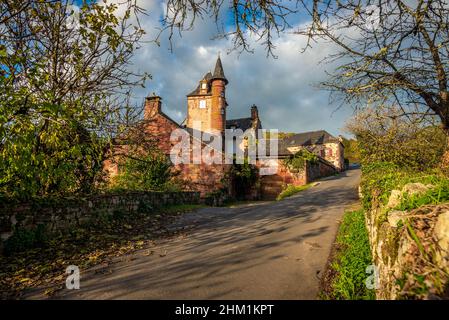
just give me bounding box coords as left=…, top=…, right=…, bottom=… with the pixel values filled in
left=0, top=191, right=200, bottom=251
left=364, top=183, right=449, bottom=299
left=259, top=160, right=307, bottom=200
left=307, top=158, right=338, bottom=181
left=259, top=157, right=337, bottom=200
left=176, top=162, right=232, bottom=197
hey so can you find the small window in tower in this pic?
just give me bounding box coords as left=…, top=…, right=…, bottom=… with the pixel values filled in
left=201, top=83, right=207, bottom=89
left=221, top=91, right=225, bottom=97
left=221, top=108, right=225, bottom=115
left=199, top=100, right=206, bottom=109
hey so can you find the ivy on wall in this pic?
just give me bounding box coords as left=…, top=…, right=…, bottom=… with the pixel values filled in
left=282, top=149, right=318, bottom=172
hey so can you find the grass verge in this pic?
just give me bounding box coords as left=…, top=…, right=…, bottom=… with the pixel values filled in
left=320, top=209, right=375, bottom=300
left=276, top=183, right=312, bottom=201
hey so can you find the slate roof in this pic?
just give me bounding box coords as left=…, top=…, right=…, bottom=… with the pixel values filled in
left=187, top=72, right=213, bottom=97
left=226, top=117, right=254, bottom=132
left=278, top=130, right=340, bottom=155
left=187, top=56, right=228, bottom=97
left=211, top=56, right=228, bottom=84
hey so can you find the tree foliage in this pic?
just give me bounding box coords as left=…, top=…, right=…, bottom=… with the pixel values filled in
left=282, top=149, right=318, bottom=172
left=345, top=107, right=447, bottom=170
left=229, top=159, right=258, bottom=196
left=110, top=151, right=177, bottom=192
left=0, top=0, right=147, bottom=199
left=341, top=137, right=360, bottom=164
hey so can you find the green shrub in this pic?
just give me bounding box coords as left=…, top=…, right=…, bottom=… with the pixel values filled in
left=3, top=224, right=48, bottom=256
left=283, top=149, right=318, bottom=172
left=229, top=161, right=258, bottom=198
left=204, top=188, right=230, bottom=206
left=346, top=108, right=447, bottom=170
left=110, top=152, right=178, bottom=192
left=396, top=182, right=449, bottom=211
left=360, top=162, right=449, bottom=210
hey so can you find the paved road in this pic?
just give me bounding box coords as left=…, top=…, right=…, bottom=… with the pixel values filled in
left=33, top=169, right=361, bottom=300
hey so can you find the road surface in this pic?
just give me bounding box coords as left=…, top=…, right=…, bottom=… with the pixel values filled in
left=30, top=169, right=361, bottom=299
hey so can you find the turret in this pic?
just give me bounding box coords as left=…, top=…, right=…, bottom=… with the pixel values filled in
left=210, top=55, right=228, bottom=134
left=185, top=55, right=228, bottom=135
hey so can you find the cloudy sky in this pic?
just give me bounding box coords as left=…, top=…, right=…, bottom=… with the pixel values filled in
left=121, top=1, right=355, bottom=137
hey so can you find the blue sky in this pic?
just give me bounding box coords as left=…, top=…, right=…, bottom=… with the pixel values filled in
left=109, top=0, right=355, bottom=136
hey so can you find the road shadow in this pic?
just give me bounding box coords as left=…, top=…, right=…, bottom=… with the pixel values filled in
left=47, top=170, right=360, bottom=299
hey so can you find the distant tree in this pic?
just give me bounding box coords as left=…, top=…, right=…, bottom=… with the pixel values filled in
left=345, top=107, right=446, bottom=170
left=341, top=137, right=360, bottom=164
left=0, top=0, right=148, bottom=198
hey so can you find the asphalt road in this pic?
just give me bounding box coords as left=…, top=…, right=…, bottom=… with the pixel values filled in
left=31, top=169, right=361, bottom=300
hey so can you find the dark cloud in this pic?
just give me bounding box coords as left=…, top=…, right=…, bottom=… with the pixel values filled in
left=121, top=1, right=354, bottom=136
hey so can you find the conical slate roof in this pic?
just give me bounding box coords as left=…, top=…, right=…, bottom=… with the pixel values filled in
left=187, top=72, right=214, bottom=96
left=211, top=56, right=228, bottom=84
left=204, top=71, right=213, bottom=81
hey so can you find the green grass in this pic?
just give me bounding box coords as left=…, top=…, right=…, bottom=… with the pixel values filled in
left=323, top=209, right=376, bottom=300
left=360, top=162, right=449, bottom=210
left=276, top=183, right=312, bottom=201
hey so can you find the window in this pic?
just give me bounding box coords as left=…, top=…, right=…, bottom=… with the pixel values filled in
left=199, top=100, right=206, bottom=109
left=201, top=83, right=207, bottom=89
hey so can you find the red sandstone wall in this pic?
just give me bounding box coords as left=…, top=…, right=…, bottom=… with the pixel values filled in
left=259, top=157, right=337, bottom=200
left=103, top=110, right=232, bottom=197
left=143, top=114, right=181, bottom=155
left=259, top=160, right=307, bottom=200
left=307, top=158, right=337, bottom=181
left=175, top=163, right=231, bottom=197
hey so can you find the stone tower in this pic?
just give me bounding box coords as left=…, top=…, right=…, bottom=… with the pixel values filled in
left=186, top=55, right=228, bottom=134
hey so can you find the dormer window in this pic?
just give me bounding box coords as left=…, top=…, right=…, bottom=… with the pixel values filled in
left=201, top=82, right=207, bottom=90
left=199, top=100, right=206, bottom=109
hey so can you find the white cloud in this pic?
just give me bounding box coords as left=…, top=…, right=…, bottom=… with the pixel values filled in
left=115, top=0, right=354, bottom=136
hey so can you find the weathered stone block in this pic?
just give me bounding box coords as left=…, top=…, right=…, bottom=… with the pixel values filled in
left=387, top=190, right=402, bottom=209
left=435, top=210, right=449, bottom=265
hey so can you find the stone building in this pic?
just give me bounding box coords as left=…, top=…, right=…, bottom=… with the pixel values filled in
left=259, top=131, right=345, bottom=199
left=278, top=130, right=345, bottom=171
left=104, top=56, right=345, bottom=199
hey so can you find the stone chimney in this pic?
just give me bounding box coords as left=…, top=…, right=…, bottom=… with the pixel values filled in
left=144, top=93, right=162, bottom=120
left=251, top=104, right=259, bottom=121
